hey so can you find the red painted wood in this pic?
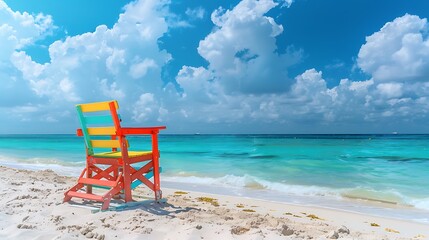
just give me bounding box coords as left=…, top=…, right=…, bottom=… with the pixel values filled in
left=120, top=126, right=166, bottom=135
left=78, top=178, right=117, bottom=187
left=65, top=100, right=166, bottom=210
left=66, top=191, right=104, bottom=202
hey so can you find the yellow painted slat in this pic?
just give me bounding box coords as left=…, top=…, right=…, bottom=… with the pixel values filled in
left=78, top=100, right=119, bottom=112
left=93, top=151, right=152, bottom=158
left=87, top=127, right=116, bottom=135
left=91, top=140, right=121, bottom=148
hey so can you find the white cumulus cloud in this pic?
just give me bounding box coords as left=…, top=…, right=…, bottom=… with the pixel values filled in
left=198, top=0, right=301, bottom=94
left=0, top=2, right=54, bottom=110
left=358, top=14, right=429, bottom=83
left=3, top=1, right=429, bottom=133
left=7, top=0, right=172, bottom=129
left=377, top=83, right=403, bottom=98
left=185, top=7, right=205, bottom=20
left=0, top=2, right=54, bottom=60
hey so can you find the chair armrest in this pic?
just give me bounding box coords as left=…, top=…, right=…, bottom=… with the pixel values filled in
left=77, top=129, right=83, bottom=136
left=76, top=126, right=166, bottom=136
left=120, top=126, right=166, bottom=135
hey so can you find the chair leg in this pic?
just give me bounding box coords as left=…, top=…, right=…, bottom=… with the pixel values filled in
left=86, top=165, right=93, bottom=194
left=101, top=199, right=111, bottom=210
left=63, top=194, right=72, bottom=203
left=153, top=155, right=161, bottom=200
left=100, top=173, right=123, bottom=210
left=122, top=163, right=133, bottom=202
left=155, top=190, right=162, bottom=201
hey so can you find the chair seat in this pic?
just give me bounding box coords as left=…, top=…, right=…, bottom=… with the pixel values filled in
left=92, top=151, right=152, bottom=158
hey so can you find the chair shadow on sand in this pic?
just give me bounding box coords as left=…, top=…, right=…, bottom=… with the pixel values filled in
left=67, top=197, right=199, bottom=217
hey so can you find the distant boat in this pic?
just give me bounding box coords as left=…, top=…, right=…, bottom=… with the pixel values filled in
left=392, top=132, right=398, bottom=135
left=195, top=133, right=200, bottom=135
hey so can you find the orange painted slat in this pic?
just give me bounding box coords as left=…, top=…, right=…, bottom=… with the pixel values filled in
left=78, top=178, right=117, bottom=187
left=66, top=191, right=104, bottom=201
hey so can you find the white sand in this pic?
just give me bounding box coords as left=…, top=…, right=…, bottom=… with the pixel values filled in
left=0, top=166, right=428, bottom=239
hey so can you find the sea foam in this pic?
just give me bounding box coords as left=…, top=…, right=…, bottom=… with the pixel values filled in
left=0, top=155, right=82, bottom=176
left=163, top=173, right=429, bottom=212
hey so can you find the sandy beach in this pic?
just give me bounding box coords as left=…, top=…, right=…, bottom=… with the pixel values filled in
left=0, top=165, right=428, bottom=240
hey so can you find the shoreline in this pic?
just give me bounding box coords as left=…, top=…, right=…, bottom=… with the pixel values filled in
left=161, top=180, right=429, bottom=224
left=2, top=155, right=429, bottom=224
left=0, top=165, right=428, bottom=239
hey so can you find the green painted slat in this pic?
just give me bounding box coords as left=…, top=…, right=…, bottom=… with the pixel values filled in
left=131, top=167, right=162, bottom=189
left=76, top=105, right=94, bottom=155
left=84, top=115, right=113, bottom=125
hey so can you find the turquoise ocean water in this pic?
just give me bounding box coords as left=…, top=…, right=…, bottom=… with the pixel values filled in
left=1, top=134, right=429, bottom=222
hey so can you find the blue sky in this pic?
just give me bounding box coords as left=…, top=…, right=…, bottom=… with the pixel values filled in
left=1, top=0, right=429, bottom=134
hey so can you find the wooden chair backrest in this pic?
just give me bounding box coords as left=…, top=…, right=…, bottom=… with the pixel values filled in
left=76, top=100, right=125, bottom=155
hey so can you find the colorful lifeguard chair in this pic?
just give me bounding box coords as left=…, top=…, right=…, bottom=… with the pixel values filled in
left=64, top=100, right=166, bottom=210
